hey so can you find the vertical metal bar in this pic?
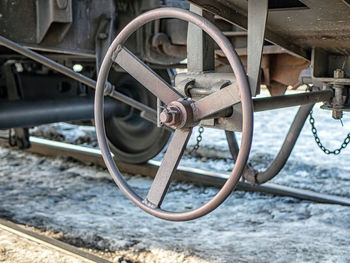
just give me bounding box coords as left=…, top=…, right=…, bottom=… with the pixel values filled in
left=187, top=4, right=215, bottom=72
left=247, top=0, right=268, bottom=96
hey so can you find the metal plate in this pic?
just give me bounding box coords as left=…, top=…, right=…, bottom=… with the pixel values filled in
left=188, top=0, right=350, bottom=60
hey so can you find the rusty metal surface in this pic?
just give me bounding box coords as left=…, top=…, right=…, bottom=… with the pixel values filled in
left=192, top=83, right=240, bottom=120
left=94, top=7, right=254, bottom=221
left=247, top=0, right=268, bottom=96
left=146, top=129, right=192, bottom=207
left=253, top=89, right=333, bottom=112
left=249, top=104, right=315, bottom=184
left=225, top=103, right=315, bottom=184
left=151, top=33, right=187, bottom=58
left=112, top=47, right=183, bottom=105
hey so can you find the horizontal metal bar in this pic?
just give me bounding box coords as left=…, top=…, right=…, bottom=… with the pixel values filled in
left=253, top=90, right=333, bottom=112
left=0, top=97, right=127, bottom=129
left=4, top=136, right=349, bottom=207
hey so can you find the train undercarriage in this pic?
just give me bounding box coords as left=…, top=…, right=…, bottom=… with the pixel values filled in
left=0, top=0, right=349, bottom=221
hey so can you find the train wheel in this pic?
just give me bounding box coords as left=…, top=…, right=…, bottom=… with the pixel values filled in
left=94, top=7, right=253, bottom=221
left=105, top=71, right=171, bottom=164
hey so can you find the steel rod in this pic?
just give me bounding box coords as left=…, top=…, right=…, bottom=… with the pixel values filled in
left=254, top=103, right=314, bottom=184
left=227, top=104, right=315, bottom=184
left=0, top=97, right=126, bottom=129
left=253, top=90, right=332, bottom=112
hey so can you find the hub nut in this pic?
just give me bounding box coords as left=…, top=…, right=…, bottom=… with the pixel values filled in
left=159, top=99, right=196, bottom=129
left=160, top=106, right=181, bottom=126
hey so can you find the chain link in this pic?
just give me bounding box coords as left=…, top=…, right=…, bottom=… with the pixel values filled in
left=309, top=110, right=350, bottom=155
left=188, top=126, right=204, bottom=155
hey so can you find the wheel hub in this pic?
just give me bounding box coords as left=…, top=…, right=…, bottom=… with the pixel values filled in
left=160, top=99, right=196, bottom=129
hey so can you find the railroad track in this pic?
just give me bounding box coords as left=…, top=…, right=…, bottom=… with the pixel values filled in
left=0, top=218, right=111, bottom=263
left=0, top=136, right=349, bottom=206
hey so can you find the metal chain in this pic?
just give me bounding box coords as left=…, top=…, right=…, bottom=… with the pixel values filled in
left=309, top=110, right=350, bottom=155
left=188, top=126, right=204, bottom=155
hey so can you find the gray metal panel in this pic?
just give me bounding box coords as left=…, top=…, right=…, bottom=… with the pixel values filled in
left=188, top=0, right=350, bottom=60
left=0, top=0, right=117, bottom=56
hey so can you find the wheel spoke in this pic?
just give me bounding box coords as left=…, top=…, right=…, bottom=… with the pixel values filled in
left=113, top=47, right=183, bottom=104
left=145, top=129, right=192, bottom=208
left=193, top=83, right=241, bottom=121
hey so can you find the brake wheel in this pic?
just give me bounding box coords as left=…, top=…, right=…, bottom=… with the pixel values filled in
left=94, top=7, right=254, bottom=221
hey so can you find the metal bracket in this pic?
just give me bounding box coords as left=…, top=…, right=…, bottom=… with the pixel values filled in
left=187, top=4, right=215, bottom=73
left=36, top=0, right=73, bottom=43
left=2, top=63, right=30, bottom=149
left=95, top=16, right=115, bottom=72
left=247, top=0, right=269, bottom=96
left=175, top=72, right=242, bottom=131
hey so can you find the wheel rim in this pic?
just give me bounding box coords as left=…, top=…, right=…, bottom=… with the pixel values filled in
left=94, top=7, right=254, bottom=221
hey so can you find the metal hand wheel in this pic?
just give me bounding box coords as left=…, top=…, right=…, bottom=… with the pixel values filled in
left=94, top=7, right=254, bottom=221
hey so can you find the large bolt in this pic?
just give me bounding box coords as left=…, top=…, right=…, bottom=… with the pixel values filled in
left=159, top=107, right=181, bottom=126
left=332, top=69, right=345, bottom=119
left=159, top=110, right=172, bottom=123
left=332, top=110, right=343, bottom=119
left=334, top=69, right=344, bottom=79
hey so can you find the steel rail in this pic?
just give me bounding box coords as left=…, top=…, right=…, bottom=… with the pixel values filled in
left=1, top=136, right=349, bottom=207
left=0, top=218, right=112, bottom=263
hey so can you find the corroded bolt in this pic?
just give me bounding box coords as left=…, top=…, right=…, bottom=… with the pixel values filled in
left=159, top=107, right=181, bottom=126
left=334, top=69, right=344, bottom=79
left=160, top=110, right=172, bottom=123
left=332, top=110, right=343, bottom=119
left=98, top=32, right=108, bottom=40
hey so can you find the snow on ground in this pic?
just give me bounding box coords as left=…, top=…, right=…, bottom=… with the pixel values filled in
left=0, top=100, right=349, bottom=262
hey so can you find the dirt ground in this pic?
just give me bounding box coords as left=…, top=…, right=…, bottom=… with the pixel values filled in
left=0, top=224, right=211, bottom=263
left=0, top=228, right=86, bottom=263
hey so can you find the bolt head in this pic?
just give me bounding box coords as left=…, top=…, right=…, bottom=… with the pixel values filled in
left=332, top=109, right=343, bottom=119
left=98, top=33, right=108, bottom=40
left=160, top=111, right=171, bottom=123
left=334, top=69, right=344, bottom=78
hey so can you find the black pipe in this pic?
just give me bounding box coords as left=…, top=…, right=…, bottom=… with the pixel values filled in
left=0, top=97, right=130, bottom=129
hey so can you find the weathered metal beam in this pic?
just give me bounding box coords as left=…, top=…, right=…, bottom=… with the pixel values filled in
left=187, top=0, right=309, bottom=59
left=247, top=0, right=268, bottom=96
left=187, top=4, right=215, bottom=72
left=253, top=90, right=333, bottom=112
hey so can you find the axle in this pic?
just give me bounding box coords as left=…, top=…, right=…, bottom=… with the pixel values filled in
left=0, top=97, right=129, bottom=129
